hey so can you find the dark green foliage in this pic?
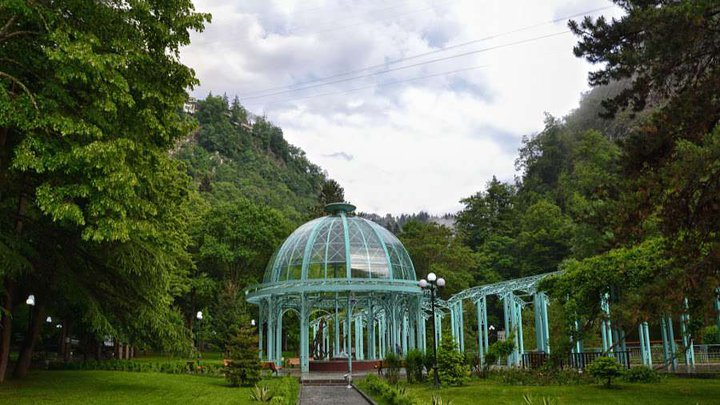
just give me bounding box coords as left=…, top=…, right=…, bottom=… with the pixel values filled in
left=383, top=352, right=402, bottom=384
left=701, top=325, right=720, bottom=345
left=588, top=356, right=622, bottom=387
left=405, top=349, right=424, bottom=383
left=225, top=321, right=261, bottom=387
left=622, top=366, right=661, bottom=383
left=436, top=338, right=470, bottom=386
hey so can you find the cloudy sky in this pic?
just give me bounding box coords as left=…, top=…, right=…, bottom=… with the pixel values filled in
left=180, top=0, right=624, bottom=215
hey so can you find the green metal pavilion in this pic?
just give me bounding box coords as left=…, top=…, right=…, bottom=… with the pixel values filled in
left=246, top=202, right=712, bottom=373
left=245, top=203, right=425, bottom=372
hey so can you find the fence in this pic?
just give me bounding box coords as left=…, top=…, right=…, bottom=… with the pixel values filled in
left=522, top=350, right=631, bottom=370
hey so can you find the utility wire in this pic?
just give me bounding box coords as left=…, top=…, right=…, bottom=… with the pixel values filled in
left=244, top=65, right=487, bottom=107
left=240, top=30, right=570, bottom=102
left=239, top=5, right=613, bottom=97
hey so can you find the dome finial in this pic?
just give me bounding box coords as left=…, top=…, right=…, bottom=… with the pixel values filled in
left=324, top=202, right=356, bottom=215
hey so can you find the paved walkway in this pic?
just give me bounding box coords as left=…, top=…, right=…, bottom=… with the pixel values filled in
left=300, top=385, right=372, bottom=405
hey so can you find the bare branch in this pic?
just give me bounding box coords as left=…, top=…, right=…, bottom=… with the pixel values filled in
left=0, top=30, right=37, bottom=44
left=0, top=15, right=17, bottom=38
left=0, top=71, right=38, bottom=111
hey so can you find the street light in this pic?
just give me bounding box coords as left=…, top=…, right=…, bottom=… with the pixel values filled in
left=418, top=272, right=445, bottom=387
left=195, top=311, right=203, bottom=355
left=26, top=294, right=35, bottom=330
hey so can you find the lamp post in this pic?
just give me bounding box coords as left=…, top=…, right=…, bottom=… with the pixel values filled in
left=26, top=294, right=35, bottom=332
left=418, top=273, right=445, bottom=387
left=196, top=310, right=203, bottom=356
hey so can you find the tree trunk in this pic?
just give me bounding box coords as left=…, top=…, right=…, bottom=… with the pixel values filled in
left=0, top=279, right=17, bottom=383
left=13, top=302, right=45, bottom=378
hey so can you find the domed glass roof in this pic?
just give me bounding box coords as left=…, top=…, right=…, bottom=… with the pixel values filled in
left=263, top=203, right=416, bottom=283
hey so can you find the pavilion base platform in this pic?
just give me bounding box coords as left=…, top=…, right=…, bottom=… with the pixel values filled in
left=309, top=359, right=380, bottom=373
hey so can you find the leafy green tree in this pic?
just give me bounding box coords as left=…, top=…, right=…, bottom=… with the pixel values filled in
left=588, top=356, right=622, bottom=387
left=0, top=0, right=209, bottom=380
left=456, top=177, right=517, bottom=250
left=517, top=199, right=573, bottom=276
left=315, top=179, right=345, bottom=217
left=399, top=221, right=476, bottom=296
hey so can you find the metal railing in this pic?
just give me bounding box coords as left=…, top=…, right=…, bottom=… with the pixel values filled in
left=521, top=350, right=631, bottom=370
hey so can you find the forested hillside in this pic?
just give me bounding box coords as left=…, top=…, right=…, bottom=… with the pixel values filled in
left=172, top=95, right=345, bottom=344
left=177, top=95, right=329, bottom=223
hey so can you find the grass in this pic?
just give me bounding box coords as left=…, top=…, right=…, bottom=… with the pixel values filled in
left=0, top=370, right=298, bottom=404
left=359, top=376, right=720, bottom=404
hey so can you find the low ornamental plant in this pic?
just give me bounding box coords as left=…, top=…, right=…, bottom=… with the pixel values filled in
left=588, top=356, right=622, bottom=387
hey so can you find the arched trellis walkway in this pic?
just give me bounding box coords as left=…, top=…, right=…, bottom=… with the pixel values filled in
left=429, top=272, right=717, bottom=371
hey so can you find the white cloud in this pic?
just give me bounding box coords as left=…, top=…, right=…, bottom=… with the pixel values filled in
left=181, top=0, right=624, bottom=215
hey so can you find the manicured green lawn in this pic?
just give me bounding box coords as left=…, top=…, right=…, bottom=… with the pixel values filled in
left=361, top=376, right=720, bottom=405
left=0, top=370, right=297, bottom=404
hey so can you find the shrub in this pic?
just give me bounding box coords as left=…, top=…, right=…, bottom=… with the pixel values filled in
left=405, top=349, right=424, bottom=383
left=225, top=321, right=262, bottom=387
left=436, top=338, right=470, bottom=386
left=384, top=352, right=402, bottom=384
left=622, top=366, right=661, bottom=383
left=431, top=394, right=452, bottom=405
left=522, top=393, right=558, bottom=404
left=588, top=356, right=622, bottom=387
left=360, top=374, right=417, bottom=405
left=250, top=384, right=273, bottom=402
left=488, top=339, right=515, bottom=365
left=270, top=376, right=298, bottom=405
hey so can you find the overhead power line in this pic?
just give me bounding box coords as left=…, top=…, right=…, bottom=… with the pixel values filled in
left=238, top=5, right=614, bottom=98
left=244, top=65, right=487, bottom=107
left=240, top=30, right=570, bottom=102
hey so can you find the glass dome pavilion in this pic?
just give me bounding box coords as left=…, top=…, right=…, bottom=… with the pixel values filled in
left=246, top=203, right=426, bottom=373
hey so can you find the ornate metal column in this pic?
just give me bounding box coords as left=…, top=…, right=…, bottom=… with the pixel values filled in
left=300, top=295, right=309, bottom=373
left=661, top=315, right=678, bottom=371
left=275, top=306, right=283, bottom=366
left=639, top=321, right=652, bottom=366
left=533, top=292, right=550, bottom=353
left=267, top=297, right=275, bottom=363
left=367, top=300, right=376, bottom=359
left=476, top=296, right=488, bottom=365
left=681, top=298, right=695, bottom=369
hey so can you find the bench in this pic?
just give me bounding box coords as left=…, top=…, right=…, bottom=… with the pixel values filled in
left=287, top=357, right=300, bottom=368
left=375, top=360, right=406, bottom=376
left=261, top=361, right=281, bottom=375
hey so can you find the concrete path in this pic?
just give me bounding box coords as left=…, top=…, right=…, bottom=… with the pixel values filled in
left=300, top=385, right=372, bottom=405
